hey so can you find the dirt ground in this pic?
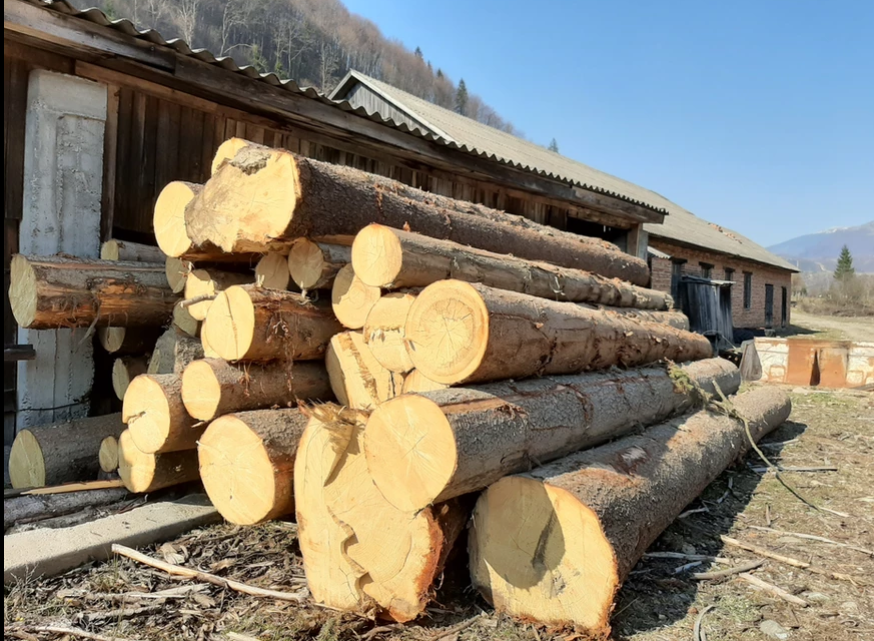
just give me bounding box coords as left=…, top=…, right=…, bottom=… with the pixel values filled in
left=785, top=309, right=874, bottom=343
left=5, top=386, right=872, bottom=641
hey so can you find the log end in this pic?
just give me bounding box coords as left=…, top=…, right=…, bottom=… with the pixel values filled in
left=256, top=251, right=291, bottom=291
left=364, top=394, right=457, bottom=513
left=9, top=254, right=38, bottom=329
left=331, top=264, right=381, bottom=330
left=211, top=137, right=250, bottom=175
left=154, top=181, right=199, bottom=258
left=166, top=257, right=192, bottom=294
left=181, top=359, right=222, bottom=422
left=351, top=224, right=404, bottom=288
left=100, top=239, right=121, bottom=261
left=113, top=359, right=134, bottom=401
left=123, top=375, right=173, bottom=454
left=202, top=287, right=255, bottom=361
left=470, top=476, right=618, bottom=634
left=173, top=301, right=200, bottom=338
left=363, top=292, right=417, bottom=374
left=288, top=238, right=326, bottom=290
left=99, top=435, right=120, bottom=473
left=118, top=429, right=157, bottom=493
left=185, top=269, right=220, bottom=321
left=405, top=280, right=489, bottom=384
left=402, top=370, right=449, bottom=394
left=98, top=327, right=127, bottom=353
left=9, top=429, right=46, bottom=489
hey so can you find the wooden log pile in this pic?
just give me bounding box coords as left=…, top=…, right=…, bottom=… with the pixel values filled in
left=7, top=140, right=793, bottom=636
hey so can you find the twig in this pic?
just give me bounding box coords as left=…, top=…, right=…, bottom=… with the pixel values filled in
left=693, top=559, right=765, bottom=580
left=679, top=506, right=709, bottom=519
left=765, top=504, right=772, bottom=527
left=362, top=625, right=404, bottom=640
left=58, top=585, right=209, bottom=603
left=180, top=294, right=216, bottom=309
left=738, top=573, right=808, bottom=607
left=112, top=544, right=305, bottom=602
left=693, top=604, right=715, bottom=641
left=747, top=525, right=874, bottom=556
left=79, top=603, right=163, bottom=624
left=721, top=536, right=863, bottom=583
left=674, top=561, right=703, bottom=574
left=226, top=634, right=261, bottom=641
left=24, top=627, right=135, bottom=641
left=749, top=466, right=838, bottom=473
left=644, top=552, right=730, bottom=563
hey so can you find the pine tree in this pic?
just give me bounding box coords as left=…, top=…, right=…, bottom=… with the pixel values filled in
left=455, top=79, right=469, bottom=115
left=415, top=46, right=424, bottom=60
left=436, top=69, right=444, bottom=79
left=834, top=245, right=855, bottom=281
left=548, top=138, right=559, bottom=152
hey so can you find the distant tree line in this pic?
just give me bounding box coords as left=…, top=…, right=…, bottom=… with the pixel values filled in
left=71, top=0, right=520, bottom=134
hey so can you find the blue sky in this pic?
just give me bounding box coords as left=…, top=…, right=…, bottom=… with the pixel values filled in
left=342, top=0, right=874, bottom=247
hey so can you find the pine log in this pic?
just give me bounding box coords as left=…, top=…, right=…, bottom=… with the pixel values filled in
left=363, top=292, right=417, bottom=373
left=4, top=487, right=128, bottom=531
left=468, top=387, right=792, bottom=634
left=184, top=269, right=252, bottom=321
left=331, top=264, right=381, bottom=330
left=148, top=328, right=205, bottom=375
left=365, top=359, right=739, bottom=513
left=8, top=414, right=126, bottom=489
left=186, top=143, right=650, bottom=285
left=181, top=358, right=332, bottom=422
left=353, top=224, right=673, bottom=310
left=255, top=251, right=292, bottom=291
left=325, top=332, right=404, bottom=410
left=99, top=435, right=120, bottom=473
left=211, top=137, right=250, bottom=175
left=596, top=306, right=689, bottom=331
left=112, top=357, right=149, bottom=401
left=10, top=255, right=179, bottom=330
left=123, top=374, right=201, bottom=454
left=288, top=239, right=351, bottom=291
left=402, top=370, right=449, bottom=394
left=165, top=257, right=192, bottom=294
left=405, top=281, right=712, bottom=385
left=97, top=327, right=162, bottom=355
left=101, top=240, right=164, bottom=263
left=202, top=285, right=342, bottom=362
left=117, top=430, right=200, bottom=493
left=172, top=302, right=200, bottom=338
left=199, top=409, right=308, bottom=524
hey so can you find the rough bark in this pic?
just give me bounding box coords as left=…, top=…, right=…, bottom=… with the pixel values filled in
left=99, top=435, right=120, bottom=473
left=198, top=409, right=308, bottom=525
left=97, top=327, right=162, bottom=356
left=468, top=387, right=792, bottom=634
left=186, top=144, right=650, bottom=285
left=123, top=374, right=201, bottom=454
left=331, top=264, right=382, bottom=330
left=181, top=358, right=332, bottom=422
left=202, top=285, right=343, bottom=362
left=363, top=293, right=417, bottom=373
left=255, top=251, right=292, bottom=291
left=353, top=224, right=673, bottom=309
left=4, top=488, right=128, bottom=531
left=184, top=269, right=252, bottom=321
left=405, top=281, right=711, bottom=385
left=365, top=359, right=740, bottom=513
left=402, top=370, right=449, bottom=394
left=10, top=255, right=179, bottom=330
left=325, top=332, right=405, bottom=410
left=8, top=414, right=126, bottom=489
left=101, top=240, right=164, bottom=263
left=288, top=239, right=352, bottom=291
left=148, top=328, right=205, bottom=375
left=118, top=430, right=200, bottom=493
left=112, top=357, right=149, bottom=401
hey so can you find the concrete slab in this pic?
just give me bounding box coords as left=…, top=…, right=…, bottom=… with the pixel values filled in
left=4, top=494, right=220, bottom=584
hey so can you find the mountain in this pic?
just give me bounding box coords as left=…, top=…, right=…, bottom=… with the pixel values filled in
left=769, top=222, right=874, bottom=273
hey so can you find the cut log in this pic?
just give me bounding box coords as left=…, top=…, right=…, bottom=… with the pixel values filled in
left=172, top=302, right=200, bottom=338
left=112, top=357, right=149, bottom=401
left=148, top=328, right=205, bottom=375
left=97, top=327, right=162, bottom=356
left=211, top=137, right=250, bottom=175
left=405, top=281, right=712, bottom=385
left=99, top=436, right=120, bottom=473
left=154, top=181, right=204, bottom=259
left=101, top=240, right=164, bottom=263
left=123, top=374, right=201, bottom=454
left=353, top=224, right=673, bottom=310
left=255, top=251, right=291, bottom=291
left=594, top=306, right=689, bottom=331
left=165, top=257, right=192, bottom=294
left=184, top=269, right=252, bottom=321
left=402, top=370, right=449, bottom=394
left=181, top=358, right=332, bottom=422
left=363, top=293, right=417, bottom=373
left=468, top=387, right=792, bottom=634
left=365, top=358, right=740, bottom=513
left=325, top=332, right=404, bottom=410
left=117, top=430, right=200, bottom=493
left=198, top=409, right=308, bottom=525
left=4, top=487, right=128, bottom=531
left=186, top=143, right=649, bottom=285
left=8, top=414, right=126, bottom=489
left=202, top=285, right=342, bottom=362
left=288, top=239, right=351, bottom=291
left=331, top=264, right=381, bottom=330
left=10, top=255, right=179, bottom=330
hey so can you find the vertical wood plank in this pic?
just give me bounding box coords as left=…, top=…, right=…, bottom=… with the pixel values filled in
left=140, top=94, right=159, bottom=231
left=113, top=87, right=134, bottom=233
left=100, top=83, right=120, bottom=241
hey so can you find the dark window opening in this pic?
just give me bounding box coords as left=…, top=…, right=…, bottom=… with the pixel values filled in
left=671, top=259, right=687, bottom=303
left=743, top=272, right=753, bottom=309
left=781, top=287, right=788, bottom=327
left=724, top=267, right=735, bottom=281
left=765, top=284, right=775, bottom=327
left=700, top=262, right=714, bottom=279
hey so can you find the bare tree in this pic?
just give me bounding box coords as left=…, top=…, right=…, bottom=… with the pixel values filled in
left=219, top=0, right=247, bottom=56
left=173, top=0, right=201, bottom=46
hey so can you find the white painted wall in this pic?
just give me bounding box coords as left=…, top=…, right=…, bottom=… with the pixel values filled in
left=17, top=70, right=107, bottom=429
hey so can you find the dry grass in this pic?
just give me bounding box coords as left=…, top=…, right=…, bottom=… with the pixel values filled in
left=5, top=388, right=872, bottom=641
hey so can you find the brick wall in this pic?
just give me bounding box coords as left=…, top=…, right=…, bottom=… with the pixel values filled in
left=649, top=239, right=793, bottom=329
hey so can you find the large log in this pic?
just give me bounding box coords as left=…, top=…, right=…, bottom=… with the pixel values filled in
left=112, top=357, right=149, bottom=401
left=181, top=358, right=332, bottom=422
left=8, top=414, right=126, bottom=489
left=148, top=328, right=205, bottom=375
left=353, top=224, right=673, bottom=310
left=405, top=281, right=712, bottom=385
left=117, top=430, right=200, bottom=493
left=10, top=255, right=179, bottom=330
left=185, top=144, right=650, bottom=285
left=123, top=374, right=201, bottom=454
left=363, top=292, right=417, bottom=373
left=101, top=240, right=164, bottom=263
left=198, top=409, right=308, bottom=525
left=202, top=285, right=342, bottom=362
left=288, top=239, right=351, bottom=291
left=184, top=269, right=252, bottom=321
left=325, top=332, right=404, bottom=410
left=97, top=327, right=162, bottom=355
left=469, top=387, right=792, bottom=634
left=331, top=264, right=381, bottom=330
left=4, top=487, right=128, bottom=531
left=364, top=359, right=739, bottom=513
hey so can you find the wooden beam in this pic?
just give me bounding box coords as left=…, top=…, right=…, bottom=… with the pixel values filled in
left=101, top=82, right=120, bottom=242
left=4, top=345, right=35, bottom=362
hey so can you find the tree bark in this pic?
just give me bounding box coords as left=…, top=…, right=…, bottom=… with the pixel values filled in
left=112, top=357, right=149, bottom=401
left=148, top=328, right=205, bottom=375
left=101, top=240, right=164, bottom=263
left=364, top=359, right=740, bottom=513
left=198, top=409, right=309, bottom=525
left=181, top=358, right=332, bottom=422
left=186, top=144, right=650, bottom=285
left=331, top=264, right=382, bottom=330
left=184, top=269, right=252, bottom=321
left=288, top=239, right=351, bottom=291
left=363, top=293, right=417, bottom=373
left=99, top=435, right=120, bottom=473
left=405, top=281, right=711, bottom=385
left=4, top=487, right=128, bottom=531
left=117, top=430, right=200, bottom=493
left=202, top=285, right=343, bottom=362
left=255, top=251, right=292, bottom=291
left=468, top=387, right=792, bottom=634
left=123, top=374, right=201, bottom=454
left=10, top=255, right=179, bottom=330
left=97, top=327, right=162, bottom=355
left=353, top=224, right=673, bottom=310
left=8, top=414, right=126, bottom=489
left=325, top=332, right=404, bottom=410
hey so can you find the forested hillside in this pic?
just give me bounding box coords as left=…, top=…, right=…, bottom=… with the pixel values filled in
left=68, top=0, right=518, bottom=134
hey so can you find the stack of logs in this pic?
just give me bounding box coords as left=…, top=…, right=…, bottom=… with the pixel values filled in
left=7, top=140, right=792, bottom=636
